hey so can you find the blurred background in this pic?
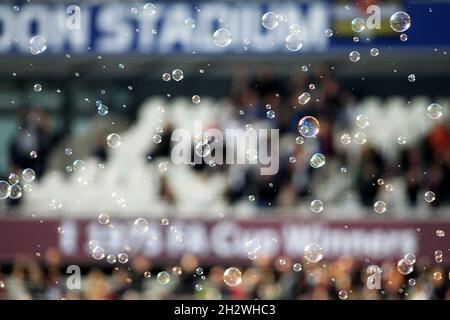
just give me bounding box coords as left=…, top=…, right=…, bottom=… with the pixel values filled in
left=0, top=0, right=449, bottom=300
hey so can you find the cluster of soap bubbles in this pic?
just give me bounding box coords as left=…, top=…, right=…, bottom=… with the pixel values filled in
left=0, top=169, right=36, bottom=200
left=435, top=250, right=443, bottom=263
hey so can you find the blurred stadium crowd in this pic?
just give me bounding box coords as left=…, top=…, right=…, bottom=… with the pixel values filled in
left=0, top=248, right=449, bottom=300
left=2, top=65, right=450, bottom=217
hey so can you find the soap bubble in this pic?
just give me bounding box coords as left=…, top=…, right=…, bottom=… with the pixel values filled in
left=349, top=51, right=360, bottom=62
left=223, top=267, right=242, bottom=286
left=0, top=181, right=11, bottom=200
left=353, top=131, right=367, bottom=145
left=266, top=110, right=276, bottom=119
left=310, top=153, right=326, bottom=168
left=404, top=253, right=416, bottom=265
left=8, top=173, right=19, bottom=185
left=213, top=28, right=232, bottom=47
left=298, top=92, right=311, bottom=105
left=293, top=263, right=302, bottom=272
left=424, top=191, right=435, bottom=203
left=162, top=73, right=171, bottom=81
left=98, top=213, right=110, bottom=225
left=324, top=29, right=333, bottom=37
left=9, top=184, right=22, bottom=199
left=195, top=143, right=211, bottom=157
left=298, top=116, right=320, bottom=138
left=184, top=18, right=196, bottom=30
left=29, top=35, right=47, bottom=55
left=133, top=218, right=149, bottom=233
left=373, top=200, right=387, bottom=214
left=34, top=84, right=42, bottom=92
left=152, top=134, right=162, bottom=144
left=356, top=114, right=370, bottom=128
left=246, top=239, right=262, bottom=256
left=370, top=48, right=380, bottom=56
left=397, top=136, right=407, bottom=145
left=117, top=253, right=129, bottom=264
left=73, top=160, right=86, bottom=173
left=172, top=69, right=184, bottom=81
left=91, top=246, right=105, bottom=260
left=107, top=133, right=122, bottom=148
left=426, top=103, right=443, bottom=120
left=390, top=11, right=411, bottom=32
left=192, top=95, right=201, bottom=104
left=157, top=271, right=171, bottom=285
left=285, top=33, right=303, bottom=51
left=295, top=136, right=304, bottom=145
left=340, top=133, right=351, bottom=145
left=143, top=3, right=156, bottom=16
left=22, top=168, right=36, bottom=183
left=310, top=199, right=324, bottom=213
left=397, top=258, right=413, bottom=275
left=433, top=272, right=442, bottom=280
left=351, top=18, right=366, bottom=32
left=261, top=12, right=279, bottom=29
left=408, top=74, right=416, bottom=82
left=304, top=243, right=324, bottom=263
left=158, top=161, right=168, bottom=172
left=338, top=290, right=348, bottom=300
left=97, top=104, right=109, bottom=116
